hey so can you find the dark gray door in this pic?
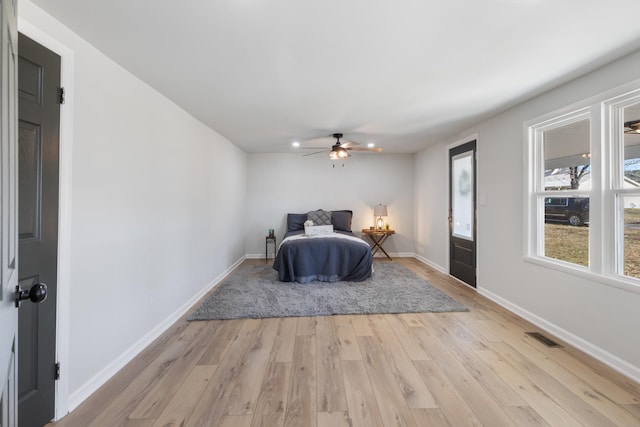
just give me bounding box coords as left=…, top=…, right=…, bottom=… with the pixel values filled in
left=0, top=0, right=19, bottom=424
left=449, top=140, right=476, bottom=288
left=17, top=33, right=60, bottom=427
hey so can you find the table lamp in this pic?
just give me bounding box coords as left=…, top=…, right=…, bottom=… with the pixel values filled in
left=374, top=204, right=388, bottom=230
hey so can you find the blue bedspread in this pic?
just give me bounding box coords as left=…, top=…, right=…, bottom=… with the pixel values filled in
left=273, top=230, right=373, bottom=283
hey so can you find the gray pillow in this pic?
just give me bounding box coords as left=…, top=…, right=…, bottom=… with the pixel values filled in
left=331, top=210, right=353, bottom=232
left=287, top=213, right=307, bottom=232
left=307, top=209, right=332, bottom=225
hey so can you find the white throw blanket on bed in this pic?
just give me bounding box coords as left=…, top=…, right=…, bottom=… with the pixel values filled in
left=279, top=232, right=370, bottom=251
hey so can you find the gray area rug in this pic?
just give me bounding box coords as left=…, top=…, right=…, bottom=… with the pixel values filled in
left=188, top=262, right=468, bottom=320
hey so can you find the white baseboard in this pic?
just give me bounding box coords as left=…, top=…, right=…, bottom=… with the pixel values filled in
left=478, top=287, right=640, bottom=383
left=246, top=253, right=275, bottom=260
left=66, top=256, right=246, bottom=412
left=412, top=253, right=447, bottom=274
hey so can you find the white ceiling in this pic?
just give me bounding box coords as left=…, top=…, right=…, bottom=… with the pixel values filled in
left=30, top=0, right=640, bottom=154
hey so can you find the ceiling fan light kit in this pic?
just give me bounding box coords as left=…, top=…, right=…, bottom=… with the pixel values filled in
left=299, top=133, right=382, bottom=160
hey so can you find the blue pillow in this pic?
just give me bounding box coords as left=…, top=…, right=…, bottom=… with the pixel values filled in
left=287, top=213, right=307, bottom=232
left=331, top=210, right=353, bottom=232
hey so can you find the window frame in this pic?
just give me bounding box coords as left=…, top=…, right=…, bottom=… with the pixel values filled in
left=604, top=89, right=640, bottom=281
left=524, top=83, right=640, bottom=295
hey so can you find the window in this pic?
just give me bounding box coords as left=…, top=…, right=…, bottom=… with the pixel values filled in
left=609, top=95, right=640, bottom=280
left=528, top=111, right=591, bottom=268
left=526, top=84, right=640, bottom=292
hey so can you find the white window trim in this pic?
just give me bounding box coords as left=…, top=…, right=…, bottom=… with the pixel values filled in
left=524, top=82, right=640, bottom=295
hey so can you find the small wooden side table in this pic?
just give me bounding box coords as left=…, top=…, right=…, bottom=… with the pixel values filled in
left=361, top=229, right=395, bottom=260
left=265, top=235, right=277, bottom=262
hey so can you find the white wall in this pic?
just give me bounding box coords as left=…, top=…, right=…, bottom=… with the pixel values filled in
left=414, top=143, right=448, bottom=271
left=415, top=48, right=640, bottom=380
left=20, top=0, right=247, bottom=413
left=246, top=153, right=415, bottom=257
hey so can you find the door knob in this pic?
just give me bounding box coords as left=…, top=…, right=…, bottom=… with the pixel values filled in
left=15, top=283, right=47, bottom=307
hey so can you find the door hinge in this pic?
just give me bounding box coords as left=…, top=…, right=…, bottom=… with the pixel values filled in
left=54, top=362, right=60, bottom=380
left=58, top=87, right=65, bottom=104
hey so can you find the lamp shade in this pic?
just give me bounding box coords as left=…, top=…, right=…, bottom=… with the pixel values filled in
left=374, top=204, right=388, bottom=217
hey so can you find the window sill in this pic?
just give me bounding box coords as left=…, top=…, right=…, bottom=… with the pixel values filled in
left=523, top=255, right=640, bottom=295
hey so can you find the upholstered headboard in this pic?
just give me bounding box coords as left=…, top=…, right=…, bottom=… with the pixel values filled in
left=286, top=210, right=353, bottom=232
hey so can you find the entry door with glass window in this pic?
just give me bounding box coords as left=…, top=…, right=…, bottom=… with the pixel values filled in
left=449, top=140, right=476, bottom=287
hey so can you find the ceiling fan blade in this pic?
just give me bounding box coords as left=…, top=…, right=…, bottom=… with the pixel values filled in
left=341, top=140, right=360, bottom=148
left=302, top=150, right=329, bottom=157
left=625, top=119, right=640, bottom=134
left=347, top=147, right=383, bottom=153
left=298, top=146, right=331, bottom=150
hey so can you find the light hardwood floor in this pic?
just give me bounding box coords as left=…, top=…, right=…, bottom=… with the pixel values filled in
left=49, top=258, right=640, bottom=426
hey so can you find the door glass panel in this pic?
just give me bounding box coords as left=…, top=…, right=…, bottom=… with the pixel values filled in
left=452, top=151, right=473, bottom=241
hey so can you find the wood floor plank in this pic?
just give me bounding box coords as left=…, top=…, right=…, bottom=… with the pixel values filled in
left=185, top=319, right=264, bottom=427
left=226, top=318, right=280, bottom=415
left=425, top=313, right=527, bottom=407
left=198, top=318, right=245, bottom=365
left=317, top=411, right=352, bottom=427
left=315, top=317, right=347, bottom=412
left=483, top=316, right=640, bottom=406
left=397, top=313, right=427, bottom=328
left=296, top=317, right=317, bottom=336
left=219, top=415, right=253, bottom=427
left=341, top=360, right=384, bottom=427
left=417, top=335, right=518, bottom=426
left=272, top=317, right=298, bottom=363
left=506, top=336, right=640, bottom=425
left=538, top=339, right=640, bottom=405
left=122, top=419, right=156, bottom=427
left=47, top=259, right=640, bottom=427
left=357, top=336, right=417, bottom=427
left=332, top=315, right=362, bottom=360
left=367, top=316, right=437, bottom=409
left=562, top=344, right=640, bottom=401
left=350, top=315, right=374, bottom=336
left=449, top=311, right=503, bottom=343
left=385, top=314, right=429, bottom=360
left=284, top=335, right=317, bottom=427
left=130, top=321, right=222, bottom=419
left=410, top=408, right=451, bottom=427
left=89, top=321, right=210, bottom=426
left=151, top=364, right=218, bottom=427
left=413, top=359, right=483, bottom=427
left=475, top=348, right=583, bottom=427
left=480, top=314, right=640, bottom=425
left=491, top=341, right=621, bottom=427
left=251, top=362, right=290, bottom=427
left=501, top=406, right=551, bottom=427
left=622, top=403, right=640, bottom=419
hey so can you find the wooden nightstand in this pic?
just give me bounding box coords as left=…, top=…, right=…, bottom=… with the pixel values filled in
left=361, top=228, right=395, bottom=260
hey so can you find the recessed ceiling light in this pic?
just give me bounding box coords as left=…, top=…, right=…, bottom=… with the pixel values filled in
left=367, top=142, right=375, bottom=148
left=292, top=141, right=300, bottom=147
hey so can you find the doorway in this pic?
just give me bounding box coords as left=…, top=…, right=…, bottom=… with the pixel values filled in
left=17, top=33, right=61, bottom=427
left=449, top=140, right=477, bottom=288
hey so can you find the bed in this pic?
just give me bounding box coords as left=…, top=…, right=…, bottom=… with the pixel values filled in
left=272, top=209, right=373, bottom=283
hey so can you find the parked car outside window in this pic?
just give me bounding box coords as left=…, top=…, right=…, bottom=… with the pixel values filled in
left=544, top=197, right=589, bottom=226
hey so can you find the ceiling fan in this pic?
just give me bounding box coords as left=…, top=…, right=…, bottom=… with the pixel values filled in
left=625, top=119, right=640, bottom=134
left=300, top=133, right=382, bottom=159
